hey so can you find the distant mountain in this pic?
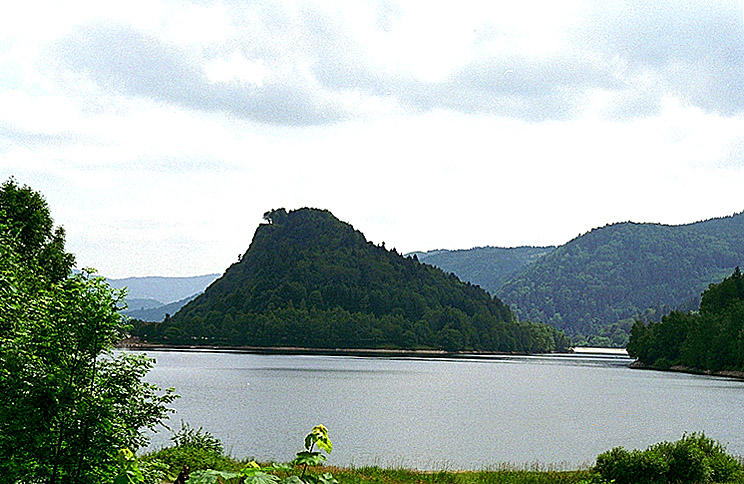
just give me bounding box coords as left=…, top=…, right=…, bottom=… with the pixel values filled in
left=134, top=208, right=568, bottom=352
left=410, top=246, right=555, bottom=294
left=125, top=298, right=164, bottom=311
left=498, top=212, right=744, bottom=337
left=123, top=293, right=200, bottom=322
left=107, top=274, right=220, bottom=304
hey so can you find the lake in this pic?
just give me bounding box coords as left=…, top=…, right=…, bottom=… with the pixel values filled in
left=137, top=350, right=744, bottom=470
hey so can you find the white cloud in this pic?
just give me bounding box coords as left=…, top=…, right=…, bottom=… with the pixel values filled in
left=1, top=0, right=744, bottom=277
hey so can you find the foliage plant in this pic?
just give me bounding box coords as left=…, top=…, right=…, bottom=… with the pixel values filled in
left=0, top=179, right=176, bottom=483
left=113, top=448, right=169, bottom=484
left=187, top=425, right=337, bottom=484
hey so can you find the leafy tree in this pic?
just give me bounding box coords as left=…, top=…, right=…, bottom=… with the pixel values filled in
left=0, top=177, right=75, bottom=282
left=0, top=184, right=176, bottom=483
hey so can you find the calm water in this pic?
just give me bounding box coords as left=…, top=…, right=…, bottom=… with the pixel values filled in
left=137, top=350, right=744, bottom=470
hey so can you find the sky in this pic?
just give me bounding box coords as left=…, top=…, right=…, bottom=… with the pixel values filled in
left=2, top=1, right=744, bottom=278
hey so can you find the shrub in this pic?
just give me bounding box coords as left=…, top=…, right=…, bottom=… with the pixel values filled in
left=171, top=421, right=225, bottom=454
left=595, top=433, right=743, bottom=484
left=141, top=423, right=240, bottom=477
left=595, top=447, right=667, bottom=484
left=707, top=452, right=743, bottom=483
left=652, top=439, right=710, bottom=483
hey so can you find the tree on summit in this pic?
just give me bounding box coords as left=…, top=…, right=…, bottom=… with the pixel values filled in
left=263, top=208, right=288, bottom=225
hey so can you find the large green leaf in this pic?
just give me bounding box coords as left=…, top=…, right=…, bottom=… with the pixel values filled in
left=242, top=472, right=280, bottom=484
left=315, top=472, right=338, bottom=484
left=189, top=469, right=244, bottom=484
left=293, top=451, right=326, bottom=467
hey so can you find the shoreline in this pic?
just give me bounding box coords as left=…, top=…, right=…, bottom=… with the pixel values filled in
left=121, top=342, right=525, bottom=359
left=629, top=360, right=744, bottom=380
left=119, top=342, right=629, bottom=360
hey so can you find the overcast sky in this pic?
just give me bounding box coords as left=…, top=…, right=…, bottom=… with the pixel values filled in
left=2, top=1, right=744, bottom=278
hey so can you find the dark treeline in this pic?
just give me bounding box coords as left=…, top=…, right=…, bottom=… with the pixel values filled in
left=133, top=208, right=569, bottom=353
left=627, top=268, right=744, bottom=372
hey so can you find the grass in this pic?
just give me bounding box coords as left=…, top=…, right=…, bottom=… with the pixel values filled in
left=326, top=466, right=599, bottom=484
left=141, top=446, right=599, bottom=484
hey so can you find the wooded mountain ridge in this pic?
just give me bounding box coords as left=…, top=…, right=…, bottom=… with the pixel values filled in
left=133, top=208, right=568, bottom=353
left=413, top=211, right=744, bottom=342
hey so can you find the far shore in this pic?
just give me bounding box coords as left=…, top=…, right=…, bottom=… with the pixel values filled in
left=629, top=360, right=744, bottom=380
left=119, top=342, right=631, bottom=360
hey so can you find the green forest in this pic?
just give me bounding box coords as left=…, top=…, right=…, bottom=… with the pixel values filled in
left=497, top=215, right=744, bottom=340
left=412, top=245, right=554, bottom=295
left=627, top=268, right=744, bottom=372
left=133, top=208, right=569, bottom=353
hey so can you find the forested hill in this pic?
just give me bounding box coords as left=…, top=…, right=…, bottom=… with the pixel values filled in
left=627, top=268, right=744, bottom=372
left=135, top=208, right=568, bottom=352
left=410, top=246, right=555, bottom=295
left=498, top=211, right=744, bottom=337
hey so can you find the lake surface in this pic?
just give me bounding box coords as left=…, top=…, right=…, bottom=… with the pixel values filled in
left=138, top=350, right=744, bottom=470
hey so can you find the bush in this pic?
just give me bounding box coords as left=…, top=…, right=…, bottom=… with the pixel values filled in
left=594, top=433, right=743, bottom=484
left=171, top=421, right=225, bottom=454
left=141, top=423, right=241, bottom=477
left=143, top=445, right=241, bottom=475
left=707, top=452, right=743, bottom=483
left=651, top=440, right=710, bottom=483
left=595, top=447, right=667, bottom=484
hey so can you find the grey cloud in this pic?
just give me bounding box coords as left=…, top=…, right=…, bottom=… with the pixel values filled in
left=312, top=0, right=744, bottom=121
left=53, top=23, right=346, bottom=126
left=579, top=0, right=744, bottom=116
left=0, top=122, right=79, bottom=147
left=49, top=1, right=744, bottom=126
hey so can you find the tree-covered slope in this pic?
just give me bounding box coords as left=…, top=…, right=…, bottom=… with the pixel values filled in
left=498, top=212, right=744, bottom=336
left=627, top=268, right=744, bottom=372
left=136, top=208, right=568, bottom=352
left=411, top=246, right=555, bottom=294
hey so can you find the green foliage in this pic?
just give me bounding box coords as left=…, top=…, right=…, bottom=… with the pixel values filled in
left=163, top=425, right=337, bottom=484
left=595, top=447, right=668, bottom=484
left=304, top=424, right=332, bottom=454
left=113, top=449, right=146, bottom=484
left=142, top=424, right=238, bottom=476
left=294, top=425, right=334, bottom=481
left=189, top=469, right=248, bottom=484
left=0, top=177, right=75, bottom=282
left=136, top=208, right=567, bottom=353
left=498, top=214, right=744, bottom=337
left=172, top=421, right=226, bottom=454
left=112, top=448, right=169, bottom=484
left=628, top=268, right=744, bottom=372
left=0, top=181, right=176, bottom=483
left=594, top=433, right=742, bottom=484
